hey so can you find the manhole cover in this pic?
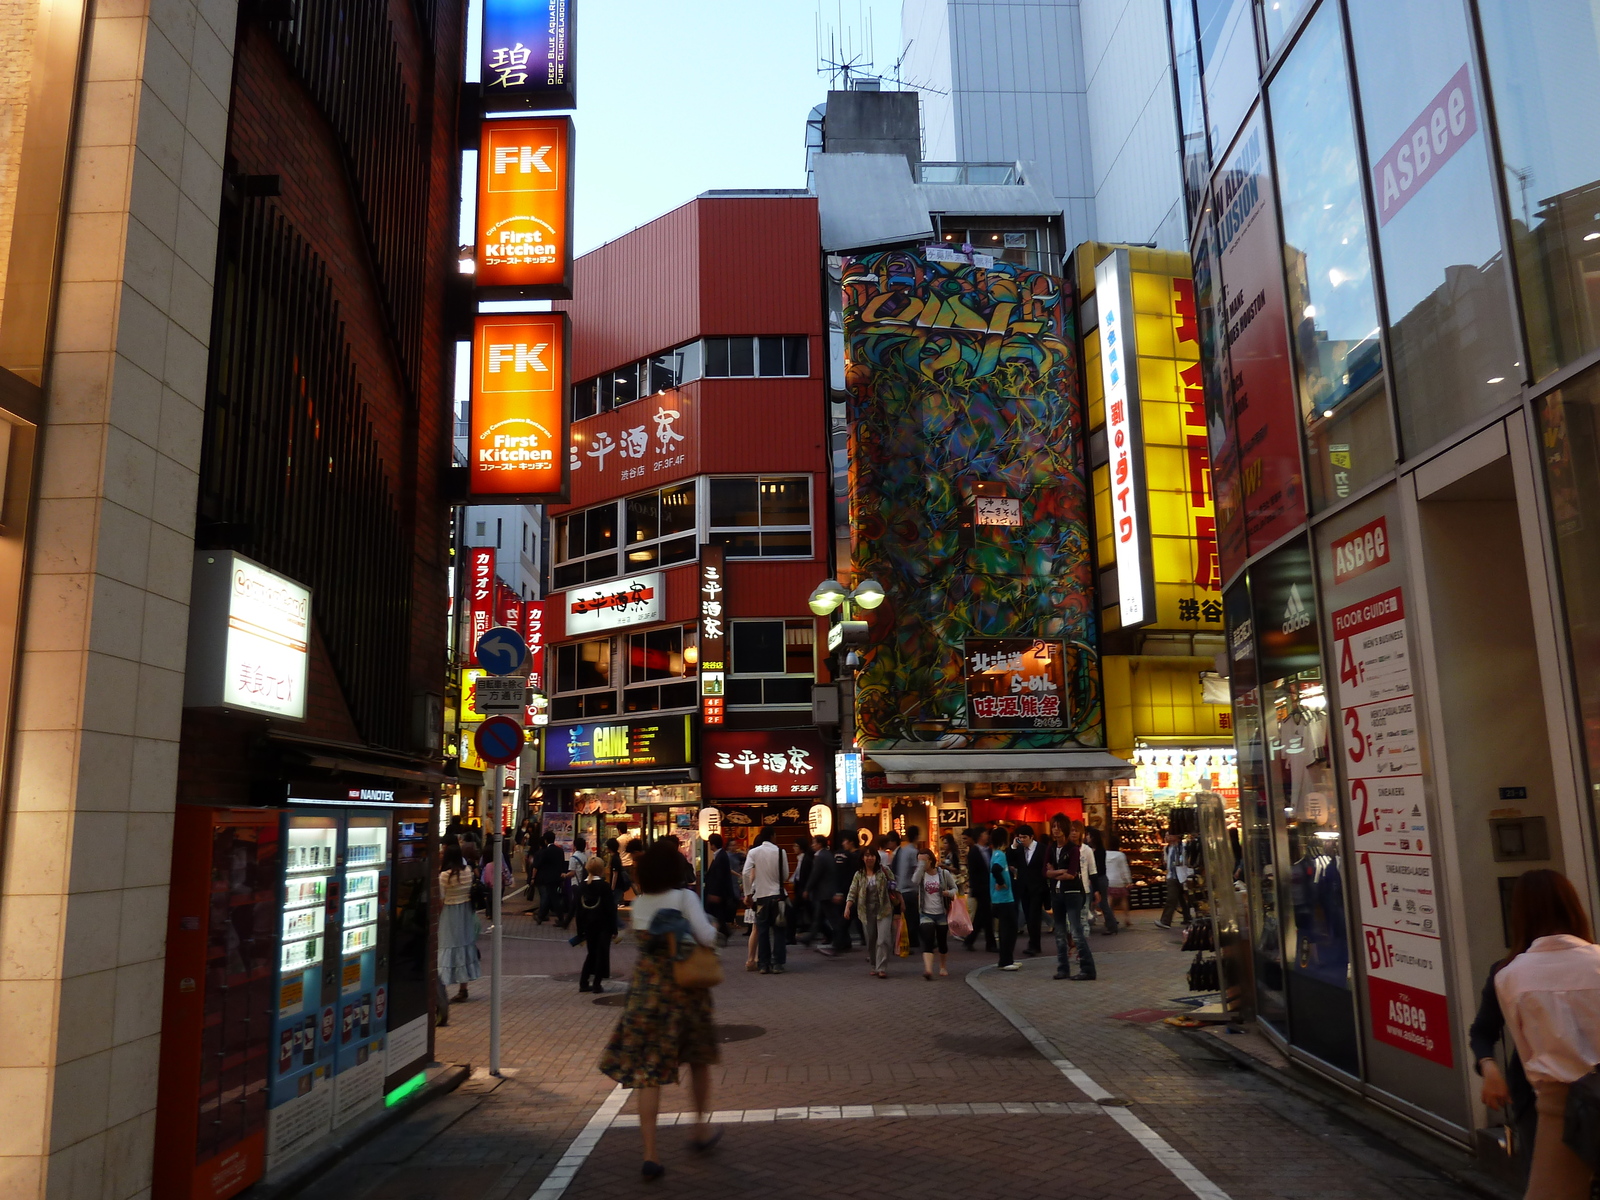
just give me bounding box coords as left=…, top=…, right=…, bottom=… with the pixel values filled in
left=715, top=1024, right=766, bottom=1043
left=933, top=1033, right=1036, bottom=1058
left=593, top=994, right=628, bottom=1006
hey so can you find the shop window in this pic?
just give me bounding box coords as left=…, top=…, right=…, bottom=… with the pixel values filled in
left=1268, top=2, right=1393, bottom=510
left=708, top=476, right=811, bottom=558
left=1347, top=0, right=1519, bottom=455
left=1198, top=0, right=1259, bottom=162
left=1171, top=0, right=1210, bottom=225
left=571, top=340, right=704, bottom=421
left=554, top=637, right=611, bottom=694
left=1477, top=0, right=1600, bottom=381
left=727, top=619, right=814, bottom=708
left=702, top=336, right=809, bottom=378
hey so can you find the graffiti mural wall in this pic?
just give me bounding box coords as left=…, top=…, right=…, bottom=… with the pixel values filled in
left=842, top=250, right=1100, bottom=749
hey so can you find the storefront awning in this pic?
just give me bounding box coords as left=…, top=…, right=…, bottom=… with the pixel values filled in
left=869, top=750, right=1134, bottom=784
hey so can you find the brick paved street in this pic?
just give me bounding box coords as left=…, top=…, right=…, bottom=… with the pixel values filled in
left=281, top=910, right=1504, bottom=1200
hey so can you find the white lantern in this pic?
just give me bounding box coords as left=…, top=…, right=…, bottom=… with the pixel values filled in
left=697, top=807, right=722, bottom=839
left=808, top=804, right=832, bottom=838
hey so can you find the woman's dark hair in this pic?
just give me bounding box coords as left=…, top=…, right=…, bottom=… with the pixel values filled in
left=442, top=844, right=466, bottom=880
left=861, top=846, right=880, bottom=871
left=625, top=837, right=645, bottom=855
left=634, top=839, right=687, bottom=894
left=1106, top=834, right=1121, bottom=852
left=1509, top=869, right=1594, bottom=959
left=605, top=837, right=620, bottom=853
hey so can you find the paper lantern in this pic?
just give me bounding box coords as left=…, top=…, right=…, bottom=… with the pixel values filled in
left=697, top=807, right=721, bottom=839
left=808, top=804, right=832, bottom=838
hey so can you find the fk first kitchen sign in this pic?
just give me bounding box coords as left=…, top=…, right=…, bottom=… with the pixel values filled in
left=477, top=116, right=573, bottom=297
left=470, top=312, right=569, bottom=503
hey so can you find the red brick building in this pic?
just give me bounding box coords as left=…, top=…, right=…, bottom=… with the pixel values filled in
left=543, top=193, right=833, bottom=852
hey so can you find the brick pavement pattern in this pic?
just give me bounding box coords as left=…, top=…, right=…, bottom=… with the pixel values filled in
left=282, top=910, right=1491, bottom=1199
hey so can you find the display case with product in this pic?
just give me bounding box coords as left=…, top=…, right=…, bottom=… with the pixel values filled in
left=331, top=815, right=391, bottom=1127
left=384, top=816, right=436, bottom=1088
left=264, top=813, right=339, bottom=1172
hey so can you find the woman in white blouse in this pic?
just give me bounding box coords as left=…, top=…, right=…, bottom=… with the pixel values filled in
left=1495, top=869, right=1600, bottom=1199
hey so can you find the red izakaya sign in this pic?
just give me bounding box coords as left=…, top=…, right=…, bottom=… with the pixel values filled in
left=702, top=729, right=826, bottom=799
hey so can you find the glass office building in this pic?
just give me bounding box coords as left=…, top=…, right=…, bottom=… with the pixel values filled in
left=1171, top=0, right=1600, bottom=1141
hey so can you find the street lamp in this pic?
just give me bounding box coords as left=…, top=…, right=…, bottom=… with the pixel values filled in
left=807, top=578, right=885, bottom=618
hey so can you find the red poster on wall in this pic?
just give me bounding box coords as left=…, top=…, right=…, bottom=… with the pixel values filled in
left=1212, top=110, right=1306, bottom=554
left=469, top=549, right=495, bottom=665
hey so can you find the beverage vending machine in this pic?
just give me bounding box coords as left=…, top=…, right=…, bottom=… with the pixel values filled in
left=331, top=814, right=391, bottom=1123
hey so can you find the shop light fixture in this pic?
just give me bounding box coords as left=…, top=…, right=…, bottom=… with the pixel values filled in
left=1585, top=232, right=1600, bottom=242
left=1487, top=377, right=1505, bottom=384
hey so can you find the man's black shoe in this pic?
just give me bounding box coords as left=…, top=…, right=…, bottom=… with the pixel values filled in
left=1072, top=972, right=1097, bottom=981
left=1052, top=970, right=1070, bottom=980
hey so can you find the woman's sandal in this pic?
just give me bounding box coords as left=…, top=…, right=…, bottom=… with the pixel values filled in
left=689, top=1128, right=723, bottom=1153
left=642, top=1161, right=665, bottom=1180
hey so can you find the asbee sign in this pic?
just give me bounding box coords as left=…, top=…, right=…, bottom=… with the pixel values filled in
left=477, top=116, right=573, bottom=297
left=470, top=312, right=569, bottom=502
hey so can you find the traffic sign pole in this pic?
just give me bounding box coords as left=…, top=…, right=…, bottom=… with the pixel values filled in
left=490, top=762, right=504, bottom=1076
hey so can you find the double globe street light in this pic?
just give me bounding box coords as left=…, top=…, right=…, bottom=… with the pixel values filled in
left=808, top=578, right=886, bottom=666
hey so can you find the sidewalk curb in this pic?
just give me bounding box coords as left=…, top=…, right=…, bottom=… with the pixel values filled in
left=241, top=1062, right=471, bottom=1200
left=1181, top=1029, right=1517, bottom=1200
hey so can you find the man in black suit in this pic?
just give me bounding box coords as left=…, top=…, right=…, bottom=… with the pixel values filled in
left=1013, top=824, right=1049, bottom=956
left=963, top=826, right=996, bottom=951
left=702, top=833, right=734, bottom=938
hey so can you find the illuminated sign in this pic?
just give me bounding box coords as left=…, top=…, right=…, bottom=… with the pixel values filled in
left=468, top=549, right=495, bottom=663
left=1095, top=248, right=1154, bottom=628
left=482, top=0, right=575, bottom=111
left=523, top=599, right=547, bottom=691
left=476, top=117, right=573, bottom=296
left=542, top=715, right=692, bottom=773
left=836, top=751, right=863, bottom=807
left=699, top=548, right=725, bottom=725
left=184, top=552, right=311, bottom=720
left=470, top=312, right=568, bottom=501
left=963, top=638, right=1066, bottom=730
left=703, top=730, right=825, bottom=799
left=564, top=572, right=662, bottom=635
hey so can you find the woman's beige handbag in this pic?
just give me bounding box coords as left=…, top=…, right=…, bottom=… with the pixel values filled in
left=669, top=936, right=724, bottom=989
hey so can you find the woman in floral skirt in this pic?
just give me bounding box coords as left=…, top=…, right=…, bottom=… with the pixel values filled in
left=598, top=839, right=722, bottom=1181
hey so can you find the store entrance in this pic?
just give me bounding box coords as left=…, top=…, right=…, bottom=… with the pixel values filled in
left=1414, top=435, right=1571, bottom=1042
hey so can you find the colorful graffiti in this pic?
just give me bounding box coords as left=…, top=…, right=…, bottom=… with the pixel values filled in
left=842, top=250, right=1100, bottom=749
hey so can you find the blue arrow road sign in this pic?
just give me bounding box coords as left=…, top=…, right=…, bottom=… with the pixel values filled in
left=475, top=626, right=528, bottom=676
left=474, top=716, right=524, bottom=766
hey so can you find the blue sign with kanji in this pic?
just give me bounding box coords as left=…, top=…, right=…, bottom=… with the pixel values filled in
left=475, top=626, right=528, bottom=676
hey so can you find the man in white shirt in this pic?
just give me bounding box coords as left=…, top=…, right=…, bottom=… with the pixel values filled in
left=742, top=828, right=790, bottom=974
left=1156, top=831, right=1193, bottom=929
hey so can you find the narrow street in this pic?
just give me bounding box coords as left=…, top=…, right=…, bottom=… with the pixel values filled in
left=287, top=916, right=1493, bottom=1200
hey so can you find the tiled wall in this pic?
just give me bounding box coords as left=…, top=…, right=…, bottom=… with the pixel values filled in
left=0, top=0, right=236, bottom=1195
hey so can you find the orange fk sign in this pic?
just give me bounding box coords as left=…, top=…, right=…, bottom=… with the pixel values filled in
left=470, top=312, right=569, bottom=501
left=477, top=116, right=573, bottom=297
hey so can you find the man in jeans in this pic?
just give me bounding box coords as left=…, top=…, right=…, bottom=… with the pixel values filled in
left=1046, top=822, right=1097, bottom=981
left=1156, top=830, right=1192, bottom=929
left=742, top=828, right=789, bottom=974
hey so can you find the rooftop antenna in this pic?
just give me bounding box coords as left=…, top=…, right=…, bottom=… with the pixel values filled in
left=815, top=0, right=875, bottom=90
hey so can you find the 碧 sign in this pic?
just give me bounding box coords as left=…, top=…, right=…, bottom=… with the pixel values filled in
left=1095, top=248, right=1155, bottom=628
left=564, top=571, right=662, bottom=635
left=482, top=0, right=575, bottom=111
left=542, top=715, right=691, bottom=772
left=470, top=312, right=569, bottom=501
left=476, top=117, right=573, bottom=297
left=963, top=638, right=1067, bottom=729
left=703, top=730, right=826, bottom=799
left=184, top=552, right=311, bottom=720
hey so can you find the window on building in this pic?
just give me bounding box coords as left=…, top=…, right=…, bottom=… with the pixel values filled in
left=496, top=517, right=502, bottom=548
left=474, top=521, right=486, bottom=538
left=572, top=341, right=706, bottom=421
left=1199, top=0, right=1260, bottom=158
left=708, top=476, right=811, bottom=558
left=702, top=336, right=809, bottom=378
left=551, top=637, right=616, bottom=721
left=551, top=502, right=620, bottom=589
left=623, top=625, right=699, bottom=713
left=726, top=619, right=815, bottom=708
left=552, top=482, right=699, bottom=590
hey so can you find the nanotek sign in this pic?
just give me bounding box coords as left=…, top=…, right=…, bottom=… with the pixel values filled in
left=477, top=117, right=573, bottom=296
left=470, top=312, right=568, bottom=501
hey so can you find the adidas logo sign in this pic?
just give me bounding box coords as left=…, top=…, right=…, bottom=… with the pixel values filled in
left=1282, top=584, right=1312, bottom=634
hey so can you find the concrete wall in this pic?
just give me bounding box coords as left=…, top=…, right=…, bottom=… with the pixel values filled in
left=0, top=0, right=235, bottom=1195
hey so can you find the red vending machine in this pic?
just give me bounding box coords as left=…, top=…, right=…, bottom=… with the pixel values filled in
left=154, top=808, right=279, bottom=1200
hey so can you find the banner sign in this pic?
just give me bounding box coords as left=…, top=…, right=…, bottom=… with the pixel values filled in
left=470, top=312, right=568, bottom=501
left=564, top=572, right=662, bottom=635
left=498, top=586, right=522, bottom=634
left=703, top=730, right=826, bottom=799
left=482, top=0, right=575, bottom=111
left=1333, top=585, right=1453, bottom=1067
left=1094, top=248, right=1154, bottom=628
left=476, top=117, right=573, bottom=297
left=1372, top=63, right=1477, bottom=227
left=963, top=638, right=1067, bottom=729
left=469, top=549, right=495, bottom=665
left=699, top=547, right=725, bottom=725
left=542, top=715, right=691, bottom=773
left=523, top=599, right=547, bottom=691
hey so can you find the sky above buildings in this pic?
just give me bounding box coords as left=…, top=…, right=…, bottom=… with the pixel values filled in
left=571, top=0, right=909, bottom=253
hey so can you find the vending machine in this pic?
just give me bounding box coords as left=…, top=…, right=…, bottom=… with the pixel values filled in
left=330, top=814, right=391, bottom=1125
left=263, top=812, right=340, bottom=1171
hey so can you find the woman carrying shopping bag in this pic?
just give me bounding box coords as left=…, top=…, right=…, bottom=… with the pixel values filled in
left=912, top=848, right=958, bottom=980
left=845, top=845, right=896, bottom=978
